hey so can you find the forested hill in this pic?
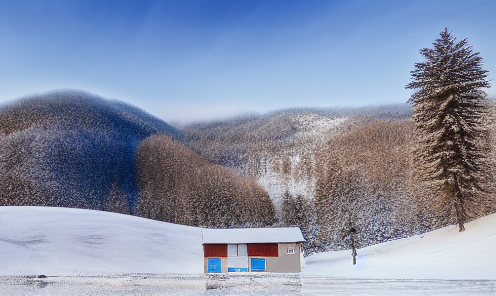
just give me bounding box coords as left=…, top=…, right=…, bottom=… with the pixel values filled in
left=0, top=90, right=182, bottom=140
left=181, top=104, right=412, bottom=169
left=0, top=91, right=275, bottom=227
left=0, top=90, right=181, bottom=212
left=181, top=104, right=413, bottom=193
left=181, top=103, right=495, bottom=253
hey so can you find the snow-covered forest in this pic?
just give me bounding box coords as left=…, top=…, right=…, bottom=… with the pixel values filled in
left=1, top=90, right=495, bottom=256
left=182, top=101, right=496, bottom=253
left=0, top=91, right=274, bottom=228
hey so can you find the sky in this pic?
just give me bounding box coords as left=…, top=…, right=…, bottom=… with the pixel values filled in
left=1, top=0, right=495, bottom=124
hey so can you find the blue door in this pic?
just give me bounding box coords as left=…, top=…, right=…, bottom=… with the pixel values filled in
left=207, top=258, right=222, bottom=273
left=250, top=258, right=266, bottom=272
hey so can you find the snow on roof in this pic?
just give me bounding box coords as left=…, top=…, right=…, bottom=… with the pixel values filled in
left=201, top=227, right=305, bottom=244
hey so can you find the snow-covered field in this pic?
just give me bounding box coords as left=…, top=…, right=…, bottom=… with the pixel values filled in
left=1, top=206, right=495, bottom=295
left=0, top=206, right=203, bottom=275
left=305, top=213, right=496, bottom=280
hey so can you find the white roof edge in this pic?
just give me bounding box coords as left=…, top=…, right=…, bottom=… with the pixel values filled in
left=201, top=227, right=305, bottom=244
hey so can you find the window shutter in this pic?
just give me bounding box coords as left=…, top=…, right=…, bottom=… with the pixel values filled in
left=238, top=244, right=248, bottom=256
left=228, top=244, right=238, bottom=257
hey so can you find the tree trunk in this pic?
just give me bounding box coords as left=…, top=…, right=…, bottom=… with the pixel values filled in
left=455, top=199, right=466, bottom=232
left=350, top=232, right=357, bottom=265
left=453, top=177, right=466, bottom=232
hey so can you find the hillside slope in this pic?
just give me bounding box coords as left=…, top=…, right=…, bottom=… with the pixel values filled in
left=0, top=90, right=180, bottom=211
left=0, top=206, right=203, bottom=275
left=304, top=212, right=496, bottom=280
left=134, top=134, right=276, bottom=227
left=182, top=105, right=412, bottom=206
left=0, top=206, right=494, bottom=279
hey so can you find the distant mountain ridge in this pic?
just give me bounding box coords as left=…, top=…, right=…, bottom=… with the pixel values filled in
left=0, top=90, right=182, bottom=139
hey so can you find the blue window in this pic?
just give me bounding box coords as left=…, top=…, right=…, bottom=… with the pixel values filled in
left=207, top=258, right=222, bottom=273
left=250, top=258, right=266, bottom=272
left=228, top=267, right=249, bottom=272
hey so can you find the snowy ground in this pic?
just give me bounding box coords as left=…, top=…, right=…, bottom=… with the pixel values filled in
left=0, top=206, right=203, bottom=275
left=304, top=213, right=496, bottom=280
left=1, top=206, right=495, bottom=295
left=1, top=274, right=495, bottom=295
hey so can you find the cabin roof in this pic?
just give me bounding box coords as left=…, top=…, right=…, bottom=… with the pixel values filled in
left=201, top=227, right=305, bottom=244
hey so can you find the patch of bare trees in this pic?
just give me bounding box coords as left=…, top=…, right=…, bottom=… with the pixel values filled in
left=315, top=120, right=419, bottom=250
left=134, top=134, right=276, bottom=228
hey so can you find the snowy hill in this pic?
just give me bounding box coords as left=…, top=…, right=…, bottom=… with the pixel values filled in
left=0, top=206, right=495, bottom=279
left=304, top=213, right=496, bottom=280
left=0, top=90, right=181, bottom=211
left=0, top=206, right=203, bottom=275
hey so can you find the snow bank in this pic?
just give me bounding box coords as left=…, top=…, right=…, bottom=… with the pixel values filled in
left=0, top=206, right=203, bottom=275
left=303, top=213, right=496, bottom=279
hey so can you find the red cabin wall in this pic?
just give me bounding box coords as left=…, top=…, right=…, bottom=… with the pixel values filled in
left=247, top=243, right=278, bottom=257
left=204, top=244, right=227, bottom=257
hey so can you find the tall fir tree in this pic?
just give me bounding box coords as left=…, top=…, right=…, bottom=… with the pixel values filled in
left=406, top=29, right=491, bottom=231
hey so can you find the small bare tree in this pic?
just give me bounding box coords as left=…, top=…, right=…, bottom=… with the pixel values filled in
left=339, top=220, right=358, bottom=265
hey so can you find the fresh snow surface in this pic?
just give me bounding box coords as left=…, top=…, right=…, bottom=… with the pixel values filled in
left=202, top=227, right=304, bottom=244
left=303, top=213, right=496, bottom=280
left=0, top=206, right=203, bottom=275
left=1, top=206, right=495, bottom=280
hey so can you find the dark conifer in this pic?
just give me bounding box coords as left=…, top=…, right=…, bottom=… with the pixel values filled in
left=406, top=29, right=491, bottom=231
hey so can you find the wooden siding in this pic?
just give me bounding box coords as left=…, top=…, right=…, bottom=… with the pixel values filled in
left=204, top=244, right=227, bottom=257
left=247, top=243, right=278, bottom=257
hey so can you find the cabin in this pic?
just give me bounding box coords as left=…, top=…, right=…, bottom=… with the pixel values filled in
left=201, top=227, right=305, bottom=273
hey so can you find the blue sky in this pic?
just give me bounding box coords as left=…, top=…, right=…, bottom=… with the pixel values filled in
left=1, top=0, right=495, bottom=123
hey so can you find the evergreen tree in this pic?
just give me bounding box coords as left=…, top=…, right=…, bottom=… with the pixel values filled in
left=406, top=29, right=491, bottom=231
